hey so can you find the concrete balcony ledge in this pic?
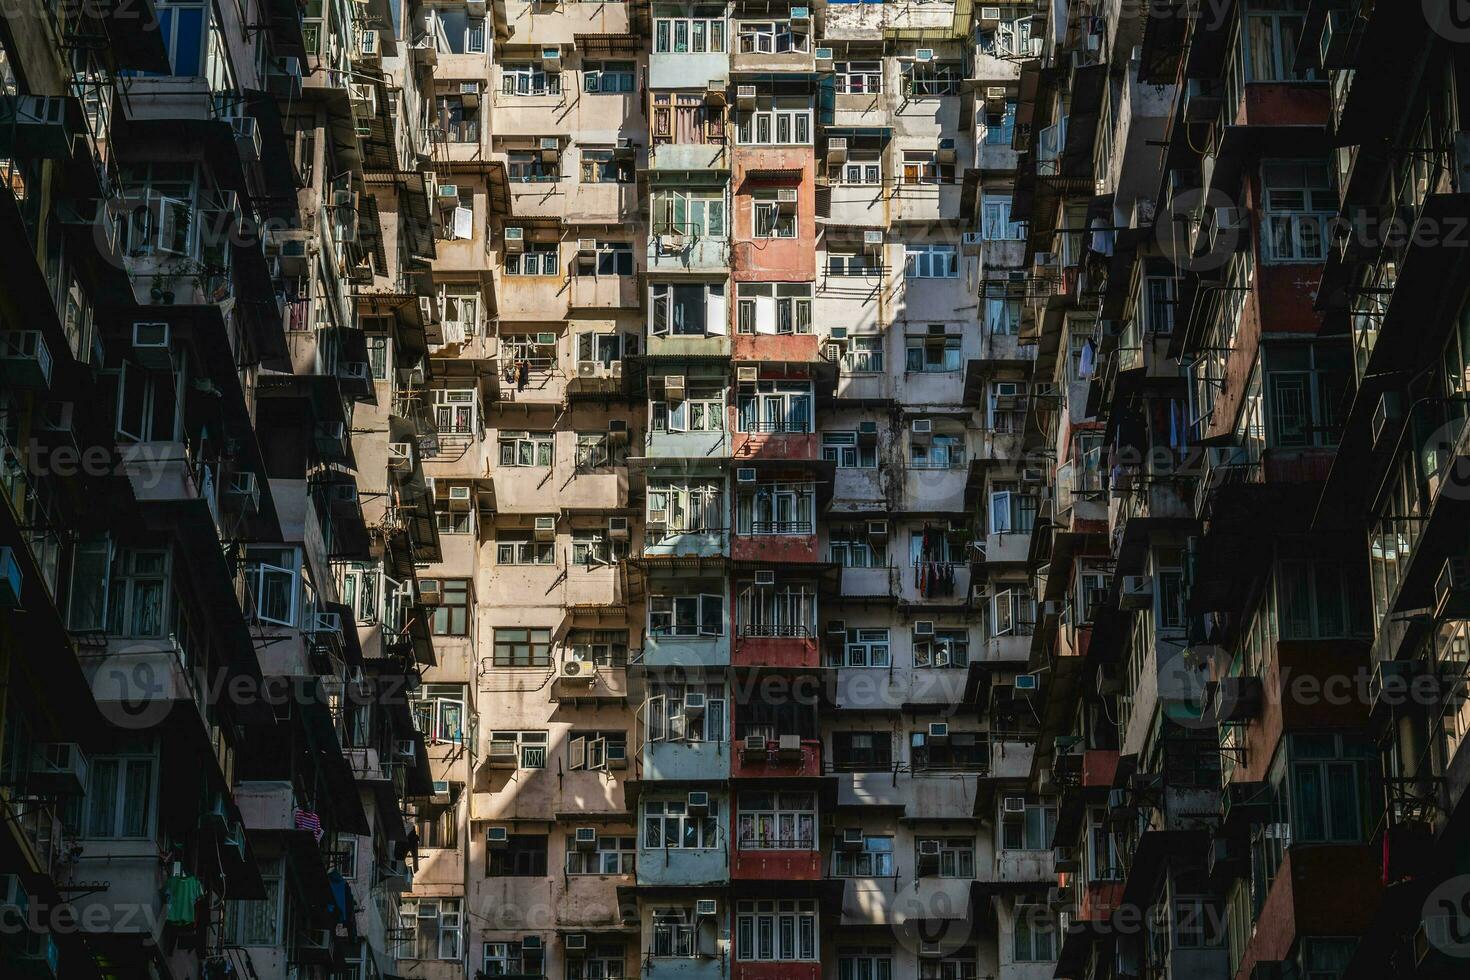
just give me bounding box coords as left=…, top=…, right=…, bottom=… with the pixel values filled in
left=640, top=633, right=731, bottom=669
left=635, top=845, right=730, bottom=886
left=552, top=664, right=629, bottom=701
left=570, top=274, right=640, bottom=309
left=986, top=849, right=1056, bottom=884
left=646, top=428, right=731, bottom=461
left=983, top=530, right=1031, bottom=564
left=731, top=430, right=818, bottom=462
left=648, top=142, right=730, bottom=172
left=736, top=964, right=819, bottom=980
left=643, top=530, right=729, bottom=559
left=731, top=332, right=822, bottom=363
left=565, top=183, right=640, bottom=225
left=642, top=738, right=731, bottom=781
left=840, top=565, right=895, bottom=598
left=731, top=847, right=822, bottom=880
left=506, top=180, right=571, bottom=219
left=730, top=50, right=815, bottom=75
left=69, top=843, right=166, bottom=940
left=120, top=441, right=198, bottom=502
left=649, top=52, right=730, bottom=89
left=234, top=780, right=297, bottom=832
left=889, top=184, right=964, bottom=224
left=646, top=334, right=731, bottom=359
left=731, top=533, right=819, bottom=564
left=732, top=633, right=819, bottom=668
left=503, top=0, right=630, bottom=44
left=647, top=236, right=730, bottom=273
left=983, top=633, right=1033, bottom=663
left=733, top=738, right=822, bottom=778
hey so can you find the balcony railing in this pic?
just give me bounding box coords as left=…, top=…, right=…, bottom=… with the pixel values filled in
left=743, top=520, right=814, bottom=535
left=737, top=421, right=813, bottom=434
left=737, top=624, right=814, bottom=638
left=736, top=835, right=815, bottom=850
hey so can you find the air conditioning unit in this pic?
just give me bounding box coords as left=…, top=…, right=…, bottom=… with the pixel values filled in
left=448, top=485, right=473, bottom=511
left=776, top=187, right=798, bottom=207
left=927, top=722, right=949, bottom=741
left=743, top=733, right=767, bottom=754
left=231, top=114, right=262, bottom=162
left=608, top=419, right=629, bottom=441
left=131, top=321, right=172, bottom=368
left=664, top=374, right=686, bottom=395
left=418, top=579, right=442, bottom=605
left=857, top=420, right=878, bottom=443
left=541, top=46, right=562, bottom=67
left=608, top=516, right=629, bottom=538
left=566, top=933, right=589, bottom=952
left=1002, top=795, right=1027, bottom=814
left=918, top=839, right=941, bottom=856
left=695, top=899, right=718, bottom=917
left=737, top=467, right=758, bottom=483
left=432, top=779, right=451, bottom=801
left=937, top=138, right=956, bottom=163
left=577, top=238, right=597, bottom=255
left=684, top=692, right=707, bottom=714
left=1436, top=557, right=1470, bottom=619
left=914, top=620, right=935, bottom=636
left=778, top=733, right=802, bottom=758
left=1021, top=467, right=1044, bottom=483
left=841, top=827, right=864, bottom=849
left=827, top=620, right=847, bottom=635
left=574, top=827, right=598, bottom=849
left=648, top=509, right=668, bottom=525
left=522, top=935, right=544, bottom=951
left=962, top=232, right=983, bottom=251
left=394, top=739, right=417, bottom=760
left=1371, top=391, right=1404, bottom=448
left=911, top=418, right=933, bottom=435
left=737, top=85, right=757, bottom=107
left=914, top=48, right=935, bottom=62
left=985, top=85, right=1009, bottom=103
left=920, top=941, right=944, bottom=957
left=539, top=136, right=561, bottom=161
left=504, top=226, right=525, bottom=252
left=560, top=659, right=594, bottom=683
left=754, top=569, right=776, bottom=586
left=867, top=520, right=888, bottom=538
left=863, top=230, right=884, bottom=250
left=816, top=47, right=834, bottom=70
left=737, top=365, right=759, bottom=383
left=534, top=516, right=557, bottom=540
left=487, top=827, right=510, bottom=847
left=1120, top=575, right=1153, bottom=609
left=979, top=6, right=1002, bottom=27
left=687, top=791, right=710, bottom=813
left=790, top=6, right=810, bottom=25
left=387, top=441, right=413, bottom=471
left=535, top=331, right=558, bottom=346
left=1014, top=673, right=1041, bottom=693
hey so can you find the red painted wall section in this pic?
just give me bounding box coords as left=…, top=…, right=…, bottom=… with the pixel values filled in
left=1233, top=844, right=1380, bottom=980
left=1227, top=639, right=1370, bottom=786
left=732, top=332, right=822, bottom=363
left=1078, top=880, right=1125, bottom=923
left=731, top=431, right=819, bottom=462
left=731, top=534, right=819, bottom=564
left=1081, top=749, right=1119, bottom=788
left=732, top=848, right=823, bottom=880
left=732, top=635, right=819, bottom=668
left=732, top=739, right=823, bottom=778
left=735, top=962, right=821, bottom=980
left=731, top=146, right=816, bottom=281
left=1235, top=82, right=1330, bottom=129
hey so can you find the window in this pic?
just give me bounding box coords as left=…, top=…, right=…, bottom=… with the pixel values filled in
left=737, top=791, right=815, bottom=850
left=905, top=244, right=958, bottom=278
left=412, top=684, right=466, bottom=743
left=905, top=61, right=961, bottom=96
left=652, top=92, right=726, bottom=145
left=402, top=898, right=462, bottom=960
left=827, top=250, right=880, bottom=277
left=901, top=150, right=954, bottom=185
left=227, top=857, right=283, bottom=946
left=507, top=150, right=558, bottom=183
left=846, top=337, right=884, bottom=373
left=649, top=594, right=724, bottom=637
left=644, top=798, right=720, bottom=848
left=482, top=939, right=543, bottom=977
left=647, top=480, right=724, bottom=532
left=1244, top=8, right=1313, bottom=81
left=646, top=682, right=728, bottom=742
left=738, top=21, right=809, bottom=53
left=427, top=7, right=485, bottom=54
left=488, top=730, right=550, bottom=768
left=1013, top=905, right=1057, bottom=962
left=1262, top=160, right=1334, bottom=262
left=654, top=9, right=726, bottom=53
left=913, top=629, right=968, bottom=668
left=832, top=731, right=892, bottom=772
left=436, top=511, right=473, bottom=535
left=839, top=948, right=894, bottom=980
left=753, top=192, right=798, bottom=238
left=649, top=281, right=727, bottom=335
left=488, top=834, right=548, bottom=876
left=736, top=380, right=812, bottom=433
left=1264, top=344, right=1347, bottom=449
left=1141, top=272, right=1177, bottom=334
left=569, top=731, right=628, bottom=771
left=831, top=836, right=894, bottom=877
left=580, top=149, right=634, bottom=184
left=426, top=579, right=469, bottom=635
left=651, top=388, right=726, bottom=434
left=652, top=909, right=697, bottom=957
left=572, top=527, right=628, bottom=566
left=567, top=629, right=629, bottom=667
left=906, top=337, right=962, bottom=373
left=435, top=89, right=480, bottom=143
left=919, top=950, right=978, bottom=980
left=584, top=61, right=635, bottom=93
left=493, top=628, right=552, bottom=666
left=440, top=285, right=483, bottom=335
left=823, top=432, right=879, bottom=468
left=737, top=581, right=817, bottom=636
left=828, top=628, right=890, bottom=667
left=984, top=101, right=1017, bottom=145
left=985, top=296, right=1021, bottom=336
left=737, top=283, right=812, bottom=333
left=736, top=101, right=813, bottom=145
left=1000, top=799, right=1057, bottom=850
left=912, top=732, right=988, bottom=772
left=737, top=483, right=816, bottom=535
left=501, top=62, right=561, bottom=96
left=990, top=485, right=1038, bottom=534
left=113, top=357, right=183, bottom=442
left=496, top=532, right=554, bottom=566
left=915, top=837, right=975, bottom=877
left=109, top=548, right=172, bottom=636
left=566, top=837, right=636, bottom=875
left=835, top=61, right=882, bottom=94
left=415, top=784, right=461, bottom=849
left=498, top=430, right=555, bottom=466
left=152, top=1, right=207, bottom=76
left=735, top=899, right=817, bottom=961
left=982, top=196, right=1025, bottom=239
left=991, top=587, right=1036, bottom=636
left=979, top=10, right=1034, bottom=56
left=367, top=334, right=390, bottom=379
left=576, top=243, right=635, bottom=277
left=504, top=243, right=560, bottom=274
left=831, top=151, right=882, bottom=186
left=1287, top=734, right=1374, bottom=844
left=432, top=387, right=478, bottom=435
left=76, top=738, right=156, bottom=838
left=910, top=432, right=965, bottom=468
left=828, top=529, right=885, bottom=570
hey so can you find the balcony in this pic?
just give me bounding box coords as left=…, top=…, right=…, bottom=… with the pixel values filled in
left=506, top=179, right=571, bottom=219
left=824, top=183, right=887, bottom=227
left=823, top=2, right=883, bottom=40
left=735, top=965, right=820, bottom=980
left=641, top=630, right=731, bottom=669
left=569, top=274, right=639, bottom=309
left=731, top=529, right=819, bottom=564
left=647, top=235, right=730, bottom=275
left=641, top=738, right=731, bottom=781
left=903, top=458, right=969, bottom=512
left=983, top=529, right=1031, bottom=564
left=648, top=142, right=729, bottom=172
left=899, top=561, right=970, bottom=606
left=889, top=182, right=964, bottom=225
left=732, top=736, right=821, bottom=778
left=565, top=182, right=640, bottom=224
left=732, top=630, right=819, bottom=669
left=494, top=273, right=570, bottom=320
left=649, top=50, right=729, bottom=90
left=551, top=659, right=629, bottom=702
left=118, top=442, right=204, bottom=503
left=986, top=847, right=1056, bottom=885
left=502, top=0, right=631, bottom=44
left=731, top=846, right=822, bottom=880
left=646, top=427, right=731, bottom=461
left=730, top=31, right=816, bottom=75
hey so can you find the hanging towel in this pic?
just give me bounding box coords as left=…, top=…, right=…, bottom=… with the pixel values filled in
left=165, top=873, right=204, bottom=926
left=1079, top=339, right=1097, bottom=379
left=294, top=807, right=324, bottom=842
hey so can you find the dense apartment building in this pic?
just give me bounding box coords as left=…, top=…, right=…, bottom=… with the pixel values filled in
left=1013, top=2, right=1470, bottom=980
left=0, top=0, right=438, bottom=977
